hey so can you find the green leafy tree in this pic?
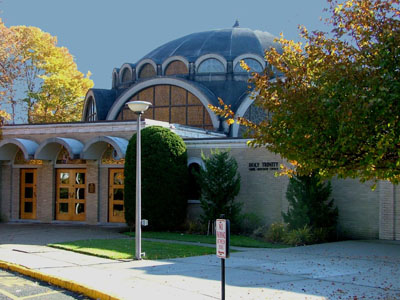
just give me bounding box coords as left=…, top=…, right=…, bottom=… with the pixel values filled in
left=211, top=0, right=400, bottom=185
left=197, top=151, right=242, bottom=230
left=282, top=173, right=338, bottom=232
left=124, top=126, right=188, bottom=231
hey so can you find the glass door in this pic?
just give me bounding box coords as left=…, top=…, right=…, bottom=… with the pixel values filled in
left=56, top=169, right=86, bottom=221
left=109, top=169, right=125, bottom=223
left=20, top=169, right=37, bottom=219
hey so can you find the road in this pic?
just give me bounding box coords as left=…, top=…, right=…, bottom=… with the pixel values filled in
left=0, top=269, right=90, bottom=300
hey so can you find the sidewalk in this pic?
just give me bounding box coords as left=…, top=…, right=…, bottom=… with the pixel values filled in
left=1, top=223, right=400, bottom=300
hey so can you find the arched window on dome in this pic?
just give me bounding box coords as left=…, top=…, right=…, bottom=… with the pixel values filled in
left=234, top=58, right=263, bottom=73
left=116, top=85, right=214, bottom=130
left=197, top=58, right=225, bottom=73
left=121, top=68, right=132, bottom=83
left=138, top=63, right=156, bottom=79
left=165, top=61, right=188, bottom=76
left=85, top=97, right=97, bottom=122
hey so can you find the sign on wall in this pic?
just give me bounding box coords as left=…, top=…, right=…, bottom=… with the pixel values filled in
left=248, top=161, right=279, bottom=171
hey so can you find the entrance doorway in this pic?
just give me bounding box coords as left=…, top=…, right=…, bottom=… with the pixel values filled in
left=56, top=169, right=86, bottom=221
left=20, top=169, right=37, bottom=219
left=109, top=169, right=125, bottom=223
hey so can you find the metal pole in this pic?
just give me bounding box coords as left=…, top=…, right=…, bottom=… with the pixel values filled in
left=221, top=258, right=225, bottom=300
left=135, top=112, right=142, bottom=260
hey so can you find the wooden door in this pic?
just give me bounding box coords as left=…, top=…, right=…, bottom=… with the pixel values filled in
left=109, top=169, right=125, bottom=223
left=20, top=169, right=37, bottom=219
left=56, top=169, right=86, bottom=221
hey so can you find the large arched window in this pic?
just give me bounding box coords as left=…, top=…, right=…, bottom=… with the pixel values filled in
left=138, top=63, right=156, bottom=79
left=85, top=97, right=97, bottom=122
left=165, top=61, right=188, bottom=75
left=234, top=58, right=263, bottom=73
left=116, top=85, right=214, bottom=130
left=197, top=58, right=225, bottom=73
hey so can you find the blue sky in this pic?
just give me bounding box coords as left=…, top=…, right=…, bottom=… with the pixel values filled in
left=1, top=0, right=330, bottom=90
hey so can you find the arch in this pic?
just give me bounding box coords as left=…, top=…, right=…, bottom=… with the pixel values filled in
left=119, top=64, right=133, bottom=83
left=187, top=156, right=205, bottom=169
left=112, top=68, right=119, bottom=89
left=35, top=137, right=84, bottom=160
left=162, top=56, right=189, bottom=75
left=0, top=138, right=39, bottom=160
left=82, top=90, right=97, bottom=122
left=231, top=94, right=254, bottom=137
left=136, top=59, right=157, bottom=79
left=233, top=53, right=265, bottom=73
left=81, top=136, right=128, bottom=160
left=195, top=54, right=227, bottom=73
left=106, top=77, right=219, bottom=128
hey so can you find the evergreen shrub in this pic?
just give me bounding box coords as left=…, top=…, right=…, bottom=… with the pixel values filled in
left=196, top=150, right=242, bottom=232
left=282, top=172, right=338, bottom=241
left=124, top=126, right=188, bottom=231
left=265, top=222, right=287, bottom=243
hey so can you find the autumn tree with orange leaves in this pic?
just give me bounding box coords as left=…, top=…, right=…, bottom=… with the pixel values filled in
left=212, top=0, right=400, bottom=185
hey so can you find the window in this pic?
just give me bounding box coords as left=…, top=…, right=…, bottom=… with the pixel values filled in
left=121, top=68, right=132, bottom=83
left=165, top=61, right=188, bottom=75
left=138, top=63, right=156, bottom=78
left=116, top=85, right=214, bottom=130
left=234, top=58, right=263, bottom=73
left=85, top=97, right=97, bottom=122
left=197, top=58, right=224, bottom=73
left=188, top=163, right=201, bottom=200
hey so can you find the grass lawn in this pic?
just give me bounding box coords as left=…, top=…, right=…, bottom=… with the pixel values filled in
left=49, top=238, right=216, bottom=260
left=125, top=231, right=288, bottom=248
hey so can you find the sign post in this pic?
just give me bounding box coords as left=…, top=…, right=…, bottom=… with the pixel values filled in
left=216, top=218, right=230, bottom=300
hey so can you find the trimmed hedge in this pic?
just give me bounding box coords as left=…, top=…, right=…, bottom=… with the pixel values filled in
left=124, top=126, right=188, bottom=230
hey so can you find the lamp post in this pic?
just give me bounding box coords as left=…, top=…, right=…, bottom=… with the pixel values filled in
left=126, top=100, right=152, bottom=260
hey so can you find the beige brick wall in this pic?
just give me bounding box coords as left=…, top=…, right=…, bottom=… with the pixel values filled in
left=379, top=182, right=400, bottom=240
left=86, top=161, right=99, bottom=225
left=331, top=178, right=379, bottom=239
left=187, top=145, right=288, bottom=226
left=37, top=163, right=54, bottom=222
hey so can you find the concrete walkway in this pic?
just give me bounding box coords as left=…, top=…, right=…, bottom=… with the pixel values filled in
left=0, top=223, right=399, bottom=300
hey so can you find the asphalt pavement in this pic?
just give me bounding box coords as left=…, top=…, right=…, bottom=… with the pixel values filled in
left=0, top=223, right=399, bottom=300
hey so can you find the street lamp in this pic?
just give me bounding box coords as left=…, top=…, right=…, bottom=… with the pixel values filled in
left=126, top=100, right=152, bottom=260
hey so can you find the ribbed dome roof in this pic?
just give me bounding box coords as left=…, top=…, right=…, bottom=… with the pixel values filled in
left=140, top=27, right=280, bottom=64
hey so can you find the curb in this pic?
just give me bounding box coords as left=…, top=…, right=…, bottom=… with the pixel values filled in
left=0, top=260, right=120, bottom=300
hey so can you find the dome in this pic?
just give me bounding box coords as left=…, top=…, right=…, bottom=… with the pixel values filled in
left=140, top=27, right=280, bottom=64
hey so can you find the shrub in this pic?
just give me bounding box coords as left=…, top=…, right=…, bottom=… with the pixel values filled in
left=197, top=150, right=242, bottom=232
left=185, top=220, right=206, bottom=235
left=265, top=223, right=287, bottom=243
left=252, top=225, right=269, bottom=239
left=282, top=172, right=338, bottom=234
left=311, top=227, right=334, bottom=244
left=284, top=225, right=313, bottom=246
left=238, top=213, right=264, bottom=235
left=124, top=126, right=188, bottom=231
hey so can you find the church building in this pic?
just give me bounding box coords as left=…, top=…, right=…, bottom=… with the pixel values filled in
left=0, top=25, right=398, bottom=240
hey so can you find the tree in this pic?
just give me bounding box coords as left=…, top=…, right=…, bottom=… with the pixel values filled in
left=212, top=0, right=400, bottom=185
left=0, top=18, right=20, bottom=122
left=124, top=126, right=188, bottom=231
left=197, top=150, right=242, bottom=231
left=3, top=25, right=93, bottom=123
left=282, top=172, right=338, bottom=232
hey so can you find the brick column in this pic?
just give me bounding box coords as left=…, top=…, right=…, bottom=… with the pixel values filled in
left=379, top=181, right=396, bottom=240
left=37, top=162, right=54, bottom=222
left=85, top=160, right=99, bottom=224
